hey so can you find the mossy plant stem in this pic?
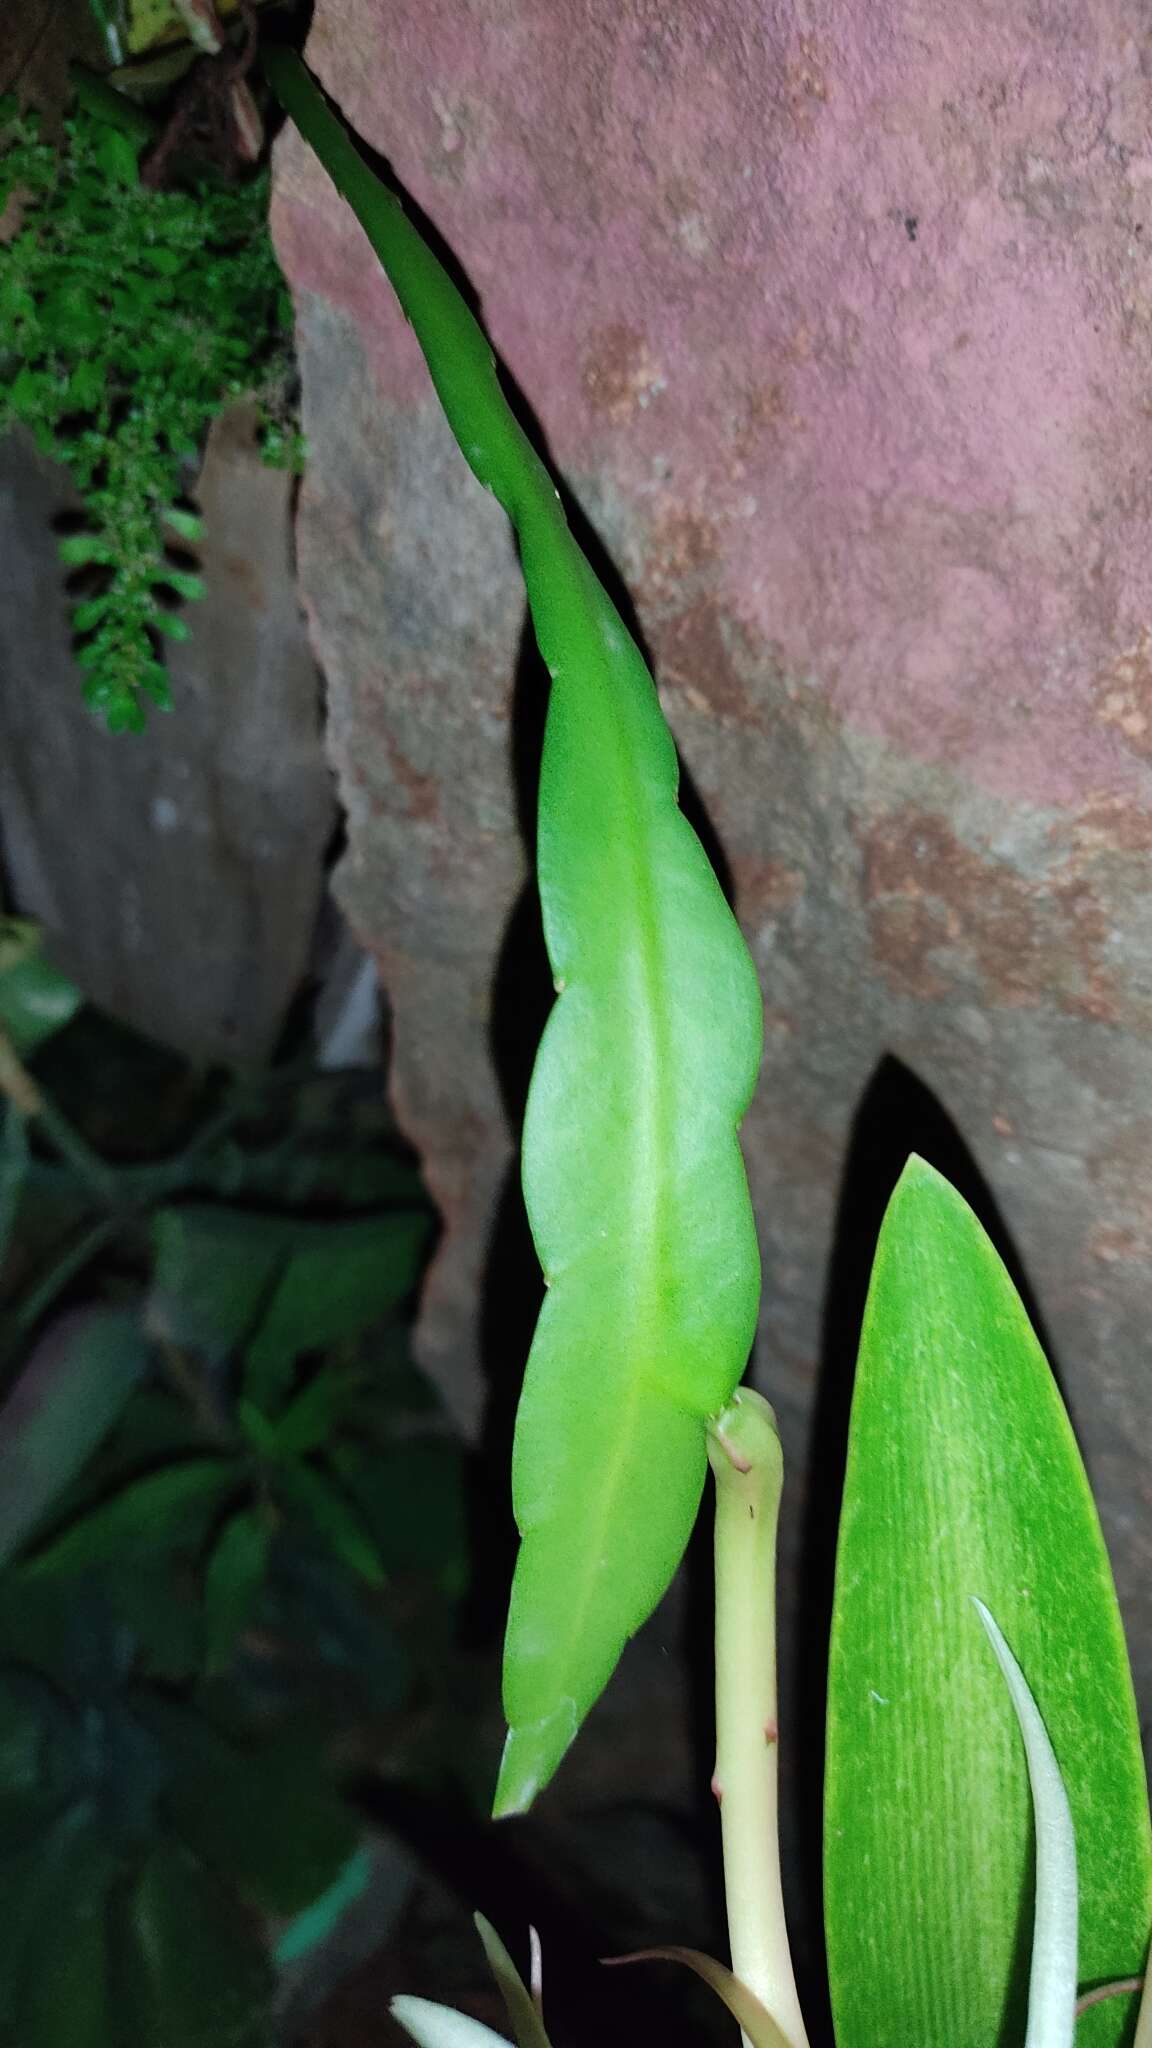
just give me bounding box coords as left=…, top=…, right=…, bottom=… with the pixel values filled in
left=707, top=1389, right=809, bottom=2048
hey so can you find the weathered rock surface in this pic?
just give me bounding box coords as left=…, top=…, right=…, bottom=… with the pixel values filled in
left=272, top=0, right=1152, bottom=1757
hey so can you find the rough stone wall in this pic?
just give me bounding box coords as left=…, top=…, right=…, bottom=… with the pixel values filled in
left=271, top=0, right=1152, bottom=1750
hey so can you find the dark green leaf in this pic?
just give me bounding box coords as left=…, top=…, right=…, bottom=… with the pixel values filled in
left=0, top=1305, right=151, bottom=1569
left=203, top=1505, right=271, bottom=1674
left=148, top=1204, right=286, bottom=1363
left=0, top=919, right=82, bottom=1055
left=116, top=1838, right=271, bottom=2048
left=6, top=1803, right=117, bottom=2048
left=0, top=1103, right=29, bottom=1271
left=261, top=1367, right=343, bottom=1458
left=336, top=1436, right=467, bottom=1578
left=824, top=1159, right=1152, bottom=2048
left=25, top=1456, right=234, bottom=1577
left=142, top=1698, right=357, bottom=1918
left=274, top=1459, right=385, bottom=1586
left=243, top=1208, right=431, bottom=1406
left=92, top=124, right=139, bottom=186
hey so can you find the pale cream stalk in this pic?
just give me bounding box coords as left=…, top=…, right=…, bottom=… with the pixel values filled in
left=708, top=1389, right=809, bottom=2048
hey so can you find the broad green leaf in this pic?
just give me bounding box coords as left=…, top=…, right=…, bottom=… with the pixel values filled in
left=150, top=1205, right=429, bottom=1401
left=24, top=1455, right=234, bottom=1576
left=7, top=1802, right=117, bottom=2048
left=203, top=1505, right=272, bottom=1673
left=149, top=1203, right=286, bottom=1362
left=115, top=1838, right=270, bottom=2048
left=265, top=48, right=762, bottom=1819
left=0, top=919, right=82, bottom=1055
left=242, top=1208, right=430, bottom=1404
left=141, top=1698, right=356, bottom=1917
left=0, top=1798, right=99, bottom=2026
left=0, top=1307, right=150, bottom=1569
left=824, top=1158, right=1152, bottom=2048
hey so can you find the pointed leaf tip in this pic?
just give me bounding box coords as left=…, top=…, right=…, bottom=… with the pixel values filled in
left=474, top=1915, right=554, bottom=2048
left=492, top=1700, right=578, bottom=1818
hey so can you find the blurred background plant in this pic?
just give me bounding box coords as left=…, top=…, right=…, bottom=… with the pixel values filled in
left=0, top=0, right=300, bottom=733
left=0, top=916, right=473, bottom=2048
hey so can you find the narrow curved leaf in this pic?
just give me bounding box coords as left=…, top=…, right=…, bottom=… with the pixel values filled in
left=602, top=1946, right=795, bottom=2048
left=974, top=1602, right=1077, bottom=2048
left=265, top=46, right=762, bottom=1819
left=475, top=1914, right=553, bottom=2048
left=824, top=1157, right=1151, bottom=2048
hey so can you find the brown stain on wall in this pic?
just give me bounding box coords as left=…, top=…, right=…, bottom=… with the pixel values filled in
left=1095, top=627, right=1152, bottom=760
left=384, top=733, right=441, bottom=823
left=861, top=808, right=1119, bottom=1022
left=581, top=323, right=665, bottom=421
left=657, top=599, right=764, bottom=725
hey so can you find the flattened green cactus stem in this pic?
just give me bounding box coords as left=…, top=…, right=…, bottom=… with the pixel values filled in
left=264, top=48, right=764, bottom=1816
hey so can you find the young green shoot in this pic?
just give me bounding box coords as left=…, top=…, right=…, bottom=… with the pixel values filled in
left=974, top=1600, right=1077, bottom=2048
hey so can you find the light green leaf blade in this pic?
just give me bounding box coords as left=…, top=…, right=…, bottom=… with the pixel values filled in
left=474, top=1914, right=553, bottom=2048
left=264, top=46, right=762, bottom=1819
left=824, top=1156, right=1151, bottom=2048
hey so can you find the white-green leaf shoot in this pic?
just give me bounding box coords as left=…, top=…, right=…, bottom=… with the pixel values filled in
left=974, top=1599, right=1077, bottom=2048
left=390, top=1997, right=514, bottom=2048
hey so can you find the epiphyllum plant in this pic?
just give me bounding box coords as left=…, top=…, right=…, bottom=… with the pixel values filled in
left=266, top=47, right=1152, bottom=2048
